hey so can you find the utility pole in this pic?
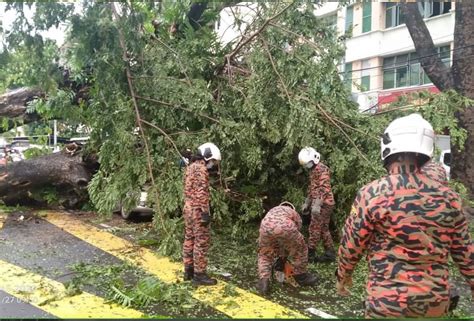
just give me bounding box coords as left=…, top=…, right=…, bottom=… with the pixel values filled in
left=53, top=120, right=59, bottom=152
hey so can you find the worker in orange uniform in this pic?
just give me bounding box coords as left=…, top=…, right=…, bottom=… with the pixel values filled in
left=183, top=142, right=221, bottom=286
left=299, top=147, right=336, bottom=263
left=257, top=202, right=318, bottom=295
left=421, top=159, right=448, bottom=185
left=337, top=114, right=474, bottom=318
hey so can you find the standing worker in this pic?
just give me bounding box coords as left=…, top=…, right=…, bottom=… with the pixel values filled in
left=183, top=142, right=221, bottom=286
left=298, top=147, right=336, bottom=263
left=336, top=114, right=474, bottom=318
left=257, top=202, right=318, bottom=295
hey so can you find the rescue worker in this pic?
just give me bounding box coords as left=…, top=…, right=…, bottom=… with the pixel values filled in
left=421, top=159, right=449, bottom=185
left=298, top=147, right=336, bottom=263
left=183, top=142, right=221, bottom=286
left=336, top=113, right=474, bottom=318
left=257, top=202, right=318, bottom=295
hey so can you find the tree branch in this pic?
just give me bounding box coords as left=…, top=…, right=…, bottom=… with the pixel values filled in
left=110, top=2, right=167, bottom=232
left=134, top=95, right=221, bottom=124
left=400, top=3, right=453, bottom=91
left=268, top=22, right=322, bottom=53
left=140, top=119, right=182, bottom=159
left=299, top=96, right=370, bottom=162
left=260, top=38, right=291, bottom=101
left=225, top=2, right=294, bottom=61
left=150, top=35, right=192, bottom=86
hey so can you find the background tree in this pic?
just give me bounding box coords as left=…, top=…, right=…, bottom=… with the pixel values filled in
left=401, top=2, right=474, bottom=198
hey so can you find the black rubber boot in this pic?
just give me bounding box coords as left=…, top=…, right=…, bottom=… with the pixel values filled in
left=294, top=273, right=318, bottom=287
left=192, top=272, right=217, bottom=286
left=273, top=257, right=286, bottom=272
left=184, top=265, right=194, bottom=281
left=257, top=278, right=270, bottom=295
left=319, top=250, right=336, bottom=263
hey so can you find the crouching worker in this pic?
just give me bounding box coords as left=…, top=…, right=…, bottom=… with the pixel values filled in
left=257, top=202, right=318, bottom=295
left=183, top=142, right=221, bottom=286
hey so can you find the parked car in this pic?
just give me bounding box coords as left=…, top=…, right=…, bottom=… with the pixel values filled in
left=115, top=190, right=154, bottom=220
left=435, top=135, right=451, bottom=180
left=439, top=149, right=451, bottom=180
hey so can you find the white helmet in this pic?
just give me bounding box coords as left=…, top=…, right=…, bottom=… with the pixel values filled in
left=298, top=147, right=320, bottom=168
left=381, top=113, right=434, bottom=162
left=197, top=142, right=221, bottom=162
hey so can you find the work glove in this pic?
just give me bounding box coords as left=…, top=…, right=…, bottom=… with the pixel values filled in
left=311, top=198, right=323, bottom=217
left=335, top=269, right=352, bottom=296
left=301, top=197, right=312, bottom=216
left=200, top=211, right=211, bottom=226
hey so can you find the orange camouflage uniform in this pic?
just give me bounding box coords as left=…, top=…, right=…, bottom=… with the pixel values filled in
left=258, top=206, right=308, bottom=279
left=183, top=160, right=211, bottom=274
left=421, top=160, right=448, bottom=185
left=337, top=164, right=474, bottom=318
left=308, top=162, right=335, bottom=250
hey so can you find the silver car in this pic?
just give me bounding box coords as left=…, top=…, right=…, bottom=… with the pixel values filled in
left=117, top=191, right=154, bottom=220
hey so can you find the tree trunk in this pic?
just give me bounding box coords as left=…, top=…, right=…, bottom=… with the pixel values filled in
left=402, top=2, right=474, bottom=197
left=0, top=88, right=43, bottom=131
left=448, top=2, right=474, bottom=198
left=400, top=3, right=453, bottom=91
left=0, top=149, right=95, bottom=208
left=451, top=108, right=474, bottom=199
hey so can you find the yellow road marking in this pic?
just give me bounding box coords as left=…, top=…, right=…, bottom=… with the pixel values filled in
left=44, top=211, right=305, bottom=318
left=0, top=212, right=6, bottom=229
left=0, top=259, right=143, bottom=318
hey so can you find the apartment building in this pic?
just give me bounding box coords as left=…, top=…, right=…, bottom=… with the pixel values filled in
left=315, top=1, right=454, bottom=112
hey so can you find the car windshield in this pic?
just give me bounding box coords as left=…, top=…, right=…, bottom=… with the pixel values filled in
left=443, top=152, right=451, bottom=166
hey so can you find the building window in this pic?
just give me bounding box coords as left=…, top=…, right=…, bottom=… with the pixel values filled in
left=383, top=45, right=451, bottom=89
left=344, top=62, right=353, bottom=91
left=345, top=6, right=354, bottom=34
left=418, top=1, right=452, bottom=19
left=385, top=2, right=451, bottom=29
left=361, top=59, right=371, bottom=92
left=362, top=2, right=372, bottom=33
left=385, top=3, right=405, bottom=28
left=322, top=14, right=337, bottom=30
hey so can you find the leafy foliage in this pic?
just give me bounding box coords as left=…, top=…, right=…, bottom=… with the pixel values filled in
left=69, top=261, right=211, bottom=316
left=23, top=147, right=51, bottom=159
left=1, top=1, right=469, bottom=252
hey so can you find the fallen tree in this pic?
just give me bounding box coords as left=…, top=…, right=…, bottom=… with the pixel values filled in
left=0, top=144, right=97, bottom=208
left=0, top=87, right=43, bottom=131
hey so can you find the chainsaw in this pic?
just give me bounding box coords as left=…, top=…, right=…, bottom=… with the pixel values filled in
left=272, top=257, right=299, bottom=287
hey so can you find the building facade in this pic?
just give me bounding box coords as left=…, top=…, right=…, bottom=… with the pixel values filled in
left=314, top=1, right=454, bottom=112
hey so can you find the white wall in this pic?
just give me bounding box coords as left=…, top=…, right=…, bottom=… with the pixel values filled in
left=216, top=3, right=258, bottom=46
left=313, top=2, right=339, bottom=17
left=345, top=12, right=454, bottom=62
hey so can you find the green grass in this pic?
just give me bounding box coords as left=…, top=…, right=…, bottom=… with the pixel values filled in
left=0, top=203, right=29, bottom=214
left=206, top=221, right=474, bottom=318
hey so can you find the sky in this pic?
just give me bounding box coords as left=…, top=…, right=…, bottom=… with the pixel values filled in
left=0, top=2, right=66, bottom=46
